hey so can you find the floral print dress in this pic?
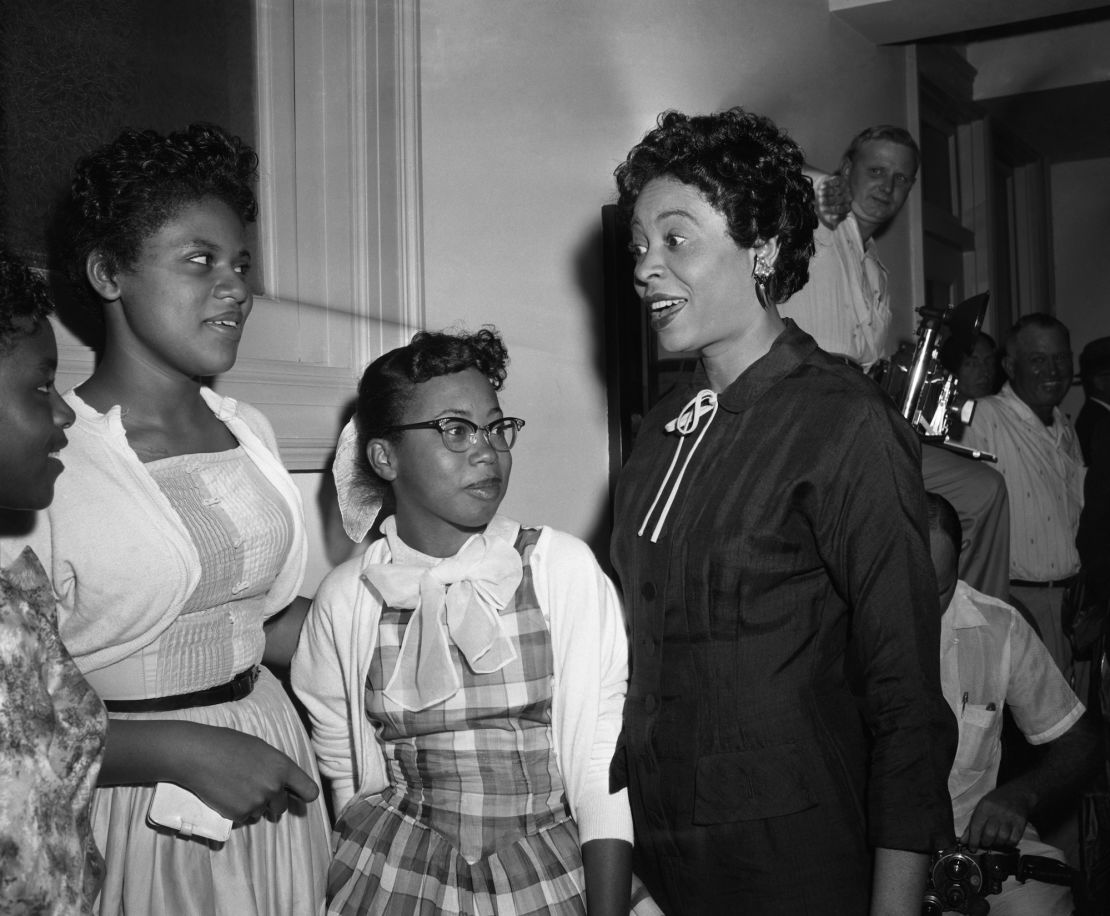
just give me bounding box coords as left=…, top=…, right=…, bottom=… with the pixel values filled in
left=0, top=546, right=108, bottom=915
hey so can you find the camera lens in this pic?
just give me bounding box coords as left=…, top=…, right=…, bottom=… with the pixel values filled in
left=946, top=856, right=970, bottom=880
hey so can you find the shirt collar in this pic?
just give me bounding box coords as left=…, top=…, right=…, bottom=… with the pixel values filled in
left=688, top=319, right=818, bottom=415
left=358, top=513, right=521, bottom=573
left=944, top=580, right=991, bottom=630
left=842, top=213, right=880, bottom=259
left=996, top=381, right=1066, bottom=429
left=199, top=385, right=239, bottom=421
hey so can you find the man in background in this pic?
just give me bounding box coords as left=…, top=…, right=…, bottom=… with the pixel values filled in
left=1077, top=337, right=1110, bottom=468
left=961, top=314, right=1086, bottom=686
left=785, top=125, right=915, bottom=371
left=1074, top=335, right=1110, bottom=692
left=956, top=332, right=1000, bottom=401
left=1076, top=337, right=1110, bottom=643
left=927, top=493, right=1098, bottom=916
left=782, top=125, right=1011, bottom=600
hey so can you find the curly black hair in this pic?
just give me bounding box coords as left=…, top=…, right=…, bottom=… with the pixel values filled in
left=67, top=123, right=258, bottom=294
left=0, top=249, right=55, bottom=355
left=614, top=107, right=817, bottom=305
left=353, top=326, right=510, bottom=492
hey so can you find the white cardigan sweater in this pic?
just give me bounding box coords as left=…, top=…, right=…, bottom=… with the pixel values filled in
left=0, top=387, right=306, bottom=676
left=290, top=516, right=634, bottom=845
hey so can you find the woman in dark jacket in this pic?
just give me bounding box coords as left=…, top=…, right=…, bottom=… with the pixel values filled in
left=608, top=107, right=956, bottom=916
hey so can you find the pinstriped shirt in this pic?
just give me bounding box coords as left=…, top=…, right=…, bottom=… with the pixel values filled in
left=961, top=383, right=1085, bottom=581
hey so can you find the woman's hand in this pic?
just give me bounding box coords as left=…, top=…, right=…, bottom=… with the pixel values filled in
left=179, top=724, right=320, bottom=822
left=100, top=719, right=319, bottom=822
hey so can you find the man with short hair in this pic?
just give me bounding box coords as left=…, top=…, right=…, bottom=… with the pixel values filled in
left=782, top=125, right=1011, bottom=601
left=961, top=314, right=1086, bottom=681
left=785, top=125, right=918, bottom=370
left=927, top=493, right=1099, bottom=916
left=956, top=332, right=1000, bottom=401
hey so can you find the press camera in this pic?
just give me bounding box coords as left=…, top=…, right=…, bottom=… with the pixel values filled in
left=871, top=291, right=995, bottom=462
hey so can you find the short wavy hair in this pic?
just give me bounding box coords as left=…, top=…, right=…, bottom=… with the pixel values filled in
left=842, top=124, right=920, bottom=175
left=0, top=249, right=55, bottom=355
left=67, top=123, right=258, bottom=293
left=353, top=326, right=510, bottom=492
left=614, top=107, right=817, bottom=305
left=1003, top=312, right=1070, bottom=359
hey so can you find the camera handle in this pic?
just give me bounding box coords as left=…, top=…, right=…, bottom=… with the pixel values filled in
left=1017, top=854, right=1077, bottom=888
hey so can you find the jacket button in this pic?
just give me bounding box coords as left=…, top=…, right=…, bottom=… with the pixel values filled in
left=641, top=582, right=656, bottom=600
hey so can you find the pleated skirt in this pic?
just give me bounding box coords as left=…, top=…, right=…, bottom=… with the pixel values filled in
left=328, top=791, right=663, bottom=916
left=92, top=668, right=330, bottom=916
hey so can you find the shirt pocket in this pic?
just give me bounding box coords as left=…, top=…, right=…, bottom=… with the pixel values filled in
left=954, top=704, right=1001, bottom=776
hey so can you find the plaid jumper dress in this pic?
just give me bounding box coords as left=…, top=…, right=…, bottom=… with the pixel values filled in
left=328, top=528, right=592, bottom=915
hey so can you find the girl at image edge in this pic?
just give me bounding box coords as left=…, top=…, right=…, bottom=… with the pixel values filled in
left=3, top=124, right=329, bottom=915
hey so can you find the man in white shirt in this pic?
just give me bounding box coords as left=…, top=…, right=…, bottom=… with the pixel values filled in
left=784, top=125, right=915, bottom=370
left=927, top=493, right=1099, bottom=916
left=782, top=125, right=1011, bottom=601
left=961, top=314, right=1086, bottom=683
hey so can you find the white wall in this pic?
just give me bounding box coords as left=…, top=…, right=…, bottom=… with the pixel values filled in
left=293, top=471, right=353, bottom=594
left=414, top=0, right=914, bottom=557
left=1052, top=156, right=1110, bottom=421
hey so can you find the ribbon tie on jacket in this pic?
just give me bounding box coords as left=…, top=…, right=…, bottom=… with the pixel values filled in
left=362, top=518, right=523, bottom=711
left=639, top=388, right=719, bottom=543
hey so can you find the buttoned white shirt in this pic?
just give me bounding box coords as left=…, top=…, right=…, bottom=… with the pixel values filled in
left=941, top=581, right=1084, bottom=835
left=779, top=213, right=890, bottom=369
left=961, top=382, right=1085, bottom=581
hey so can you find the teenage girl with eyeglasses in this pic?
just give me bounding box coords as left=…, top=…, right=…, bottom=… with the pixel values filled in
left=292, top=327, right=659, bottom=915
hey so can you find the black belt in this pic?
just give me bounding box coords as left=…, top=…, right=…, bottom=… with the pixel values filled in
left=1010, top=577, right=1077, bottom=590
left=103, top=666, right=260, bottom=713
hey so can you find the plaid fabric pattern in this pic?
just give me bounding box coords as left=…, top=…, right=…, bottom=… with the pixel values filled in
left=329, top=528, right=585, bottom=914
left=329, top=799, right=586, bottom=916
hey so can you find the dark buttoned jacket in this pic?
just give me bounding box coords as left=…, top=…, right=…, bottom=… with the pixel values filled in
left=611, top=322, right=957, bottom=888
left=1077, top=398, right=1110, bottom=601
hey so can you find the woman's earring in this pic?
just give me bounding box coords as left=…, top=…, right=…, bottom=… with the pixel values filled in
left=752, top=257, right=773, bottom=310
